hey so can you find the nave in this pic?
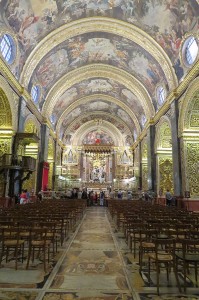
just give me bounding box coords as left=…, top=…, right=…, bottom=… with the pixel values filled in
left=0, top=205, right=199, bottom=300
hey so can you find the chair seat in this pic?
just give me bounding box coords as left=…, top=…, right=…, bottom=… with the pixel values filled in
left=5, top=239, right=24, bottom=246
left=149, top=253, right=173, bottom=261
left=141, top=242, right=155, bottom=248
left=176, top=252, right=199, bottom=262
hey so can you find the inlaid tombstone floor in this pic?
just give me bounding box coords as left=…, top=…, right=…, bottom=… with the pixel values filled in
left=0, top=207, right=198, bottom=300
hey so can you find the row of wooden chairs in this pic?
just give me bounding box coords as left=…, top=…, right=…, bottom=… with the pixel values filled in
left=0, top=199, right=87, bottom=272
left=107, top=199, right=199, bottom=294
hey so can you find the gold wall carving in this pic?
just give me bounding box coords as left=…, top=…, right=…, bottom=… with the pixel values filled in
left=47, top=137, right=55, bottom=189
left=0, top=75, right=18, bottom=131
left=142, top=164, right=148, bottom=191
left=0, top=138, right=13, bottom=197
left=141, top=139, right=148, bottom=190
left=155, top=118, right=172, bottom=151
left=159, top=157, right=174, bottom=194
left=142, top=141, right=148, bottom=160
left=185, top=142, right=199, bottom=197
left=179, top=77, right=199, bottom=135
left=24, top=119, right=39, bottom=135
left=0, top=88, right=12, bottom=128
left=0, top=138, right=11, bottom=156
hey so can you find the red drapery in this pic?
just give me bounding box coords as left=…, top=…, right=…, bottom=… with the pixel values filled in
left=42, top=162, right=49, bottom=191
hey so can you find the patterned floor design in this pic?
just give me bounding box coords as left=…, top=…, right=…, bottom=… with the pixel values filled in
left=0, top=207, right=199, bottom=300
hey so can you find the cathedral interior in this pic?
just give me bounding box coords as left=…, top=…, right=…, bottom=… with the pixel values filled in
left=0, top=0, right=199, bottom=207
left=0, top=1, right=199, bottom=299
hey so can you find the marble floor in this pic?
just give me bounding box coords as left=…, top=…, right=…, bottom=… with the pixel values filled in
left=0, top=207, right=199, bottom=300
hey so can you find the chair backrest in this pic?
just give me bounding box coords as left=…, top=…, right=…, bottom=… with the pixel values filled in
left=181, top=238, right=199, bottom=258
left=154, top=238, right=176, bottom=258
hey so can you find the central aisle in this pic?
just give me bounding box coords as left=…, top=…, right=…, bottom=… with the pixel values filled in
left=41, top=207, right=134, bottom=299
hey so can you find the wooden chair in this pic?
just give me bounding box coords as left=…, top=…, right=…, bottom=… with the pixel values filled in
left=26, top=227, right=51, bottom=272
left=148, top=237, right=177, bottom=295
left=175, top=238, right=199, bottom=292
left=0, top=226, right=25, bottom=270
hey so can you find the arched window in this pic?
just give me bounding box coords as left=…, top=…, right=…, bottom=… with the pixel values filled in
left=0, top=34, right=15, bottom=64
left=157, top=86, right=166, bottom=106
left=141, top=114, right=147, bottom=127
left=185, top=37, right=198, bottom=65
left=31, top=85, right=40, bottom=103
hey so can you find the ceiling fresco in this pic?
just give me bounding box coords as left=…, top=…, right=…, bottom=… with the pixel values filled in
left=0, top=0, right=198, bottom=148
left=61, top=112, right=134, bottom=147
left=2, top=0, right=198, bottom=81
left=82, top=130, right=114, bottom=145
left=59, top=99, right=136, bottom=133
left=51, top=81, right=145, bottom=128
left=64, top=113, right=133, bottom=136
left=29, top=32, right=168, bottom=103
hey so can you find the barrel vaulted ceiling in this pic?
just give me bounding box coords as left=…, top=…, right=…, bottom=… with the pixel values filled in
left=1, top=0, right=198, bottom=147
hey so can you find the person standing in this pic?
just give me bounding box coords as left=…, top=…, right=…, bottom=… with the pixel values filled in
left=165, top=189, right=173, bottom=206
left=118, top=190, right=122, bottom=199
left=20, top=190, right=27, bottom=204
left=77, top=189, right=82, bottom=199
left=99, top=190, right=105, bottom=206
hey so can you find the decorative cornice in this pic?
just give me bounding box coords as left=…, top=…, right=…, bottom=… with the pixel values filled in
left=20, top=17, right=177, bottom=91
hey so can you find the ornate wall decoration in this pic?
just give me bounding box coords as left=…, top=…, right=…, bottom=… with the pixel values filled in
left=155, top=117, right=172, bottom=151
left=179, top=77, right=199, bottom=135
left=159, top=157, right=174, bottom=195
left=0, top=88, right=12, bottom=128
left=47, top=137, right=55, bottom=189
left=0, top=138, right=11, bottom=156
left=0, top=75, right=18, bottom=131
left=142, top=164, right=148, bottom=191
left=185, top=142, right=199, bottom=197
left=141, top=139, right=148, bottom=190
left=24, top=119, right=39, bottom=135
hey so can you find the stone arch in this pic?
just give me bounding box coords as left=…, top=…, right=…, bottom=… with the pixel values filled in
left=155, top=117, right=173, bottom=196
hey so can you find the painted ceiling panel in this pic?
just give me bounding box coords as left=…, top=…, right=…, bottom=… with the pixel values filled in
left=3, top=0, right=198, bottom=81
left=51, top=82, right=145, bottom=128
left=29, top=32, right=168, bottom=105
left=1, top=0, right=198, bottom=148
left=65, top=113, right=133, bottom=136
left=59, top=99, right=136, bottom=132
